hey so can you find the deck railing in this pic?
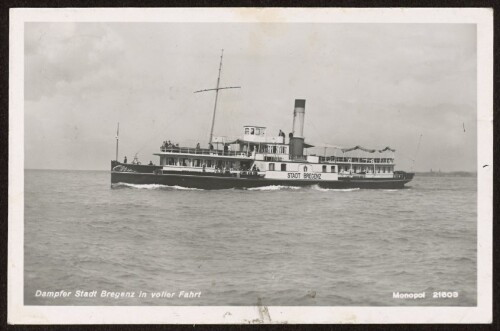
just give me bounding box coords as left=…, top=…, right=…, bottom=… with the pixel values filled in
left=319, top=156, right=394, bottom=164
left=160, top=147, right=251, bottom=157
left=160, top=147, right=395, bottom=164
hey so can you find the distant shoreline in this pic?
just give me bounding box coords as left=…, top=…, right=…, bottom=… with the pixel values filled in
left=25, top=168, right=109, bottom=172
left=415, top=171, right=477, bottom=177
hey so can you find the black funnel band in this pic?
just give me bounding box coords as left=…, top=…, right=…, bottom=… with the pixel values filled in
left=295, top=99, right=306, bottom=108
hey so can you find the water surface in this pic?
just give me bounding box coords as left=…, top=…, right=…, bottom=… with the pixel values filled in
left=24, top=170, right=477, bottom=306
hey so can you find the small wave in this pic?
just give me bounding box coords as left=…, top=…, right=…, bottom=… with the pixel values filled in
left=311, top=185, right=360, bottom=192
left=449, top=256, right=475, bottom=263
left=246, top=185, right=301, bottom=191
left=112, top=183, right=204, bottom=191
left=383, top=189, right=398, bottom=192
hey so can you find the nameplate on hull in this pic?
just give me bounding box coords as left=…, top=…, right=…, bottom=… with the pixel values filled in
left=265, top=171, right=338, bottom=181
left=287, top=172, right=322, bottom=180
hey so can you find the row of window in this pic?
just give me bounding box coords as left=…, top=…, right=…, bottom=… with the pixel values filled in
left=268, top=163, right=337, bottom=173
left=338, top=165, right=393, bottom=173
left=268, top=163, right=284, bottom=171
left=163, top=157, right=236, bottom=169
left=242, top=144, right=288, bottom=154
left=327, top=157, right=394, bottom=163
left=244, top=127, right=266, bottom=135
left=266, top=145, right=288, bottom=154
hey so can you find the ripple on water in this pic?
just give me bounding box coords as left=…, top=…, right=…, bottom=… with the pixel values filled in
left=24, top=171, right=477, bottom=306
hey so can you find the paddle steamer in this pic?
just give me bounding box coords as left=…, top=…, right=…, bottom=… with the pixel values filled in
left=111, top=52, right=414, bottom=189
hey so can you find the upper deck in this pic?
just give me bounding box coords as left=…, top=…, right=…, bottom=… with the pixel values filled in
left=155, top=146, right=252, bottom=160
left=154, top=119, right=397, bottom=177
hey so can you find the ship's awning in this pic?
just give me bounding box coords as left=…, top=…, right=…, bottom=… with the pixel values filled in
left=309, top=143, right=396, bottom=153
left=341, top=145, right=376, bottom=153
left=341, top=145, right=396, bottom=153
left=308, top=143, right=344, bottom=149
left=378, top=146, right=396, bottom=153
left=224, top=138, right=251, bottom=145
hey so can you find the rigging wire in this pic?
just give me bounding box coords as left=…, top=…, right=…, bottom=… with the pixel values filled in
left=306, top=114, right=337, bottom=155
left=134, top=104, right=188, bottom=155
left=225, top=95, right=238, bottom=141
left=411, top=134, right=423, bottom=172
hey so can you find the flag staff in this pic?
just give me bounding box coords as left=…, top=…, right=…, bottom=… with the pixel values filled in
left=115, top=122, right=120, bottom=161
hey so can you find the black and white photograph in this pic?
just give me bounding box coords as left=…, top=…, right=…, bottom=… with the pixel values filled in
left=8, top=8, right=493, bottom=324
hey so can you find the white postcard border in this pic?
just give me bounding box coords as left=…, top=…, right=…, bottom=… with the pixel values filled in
left=8, top=7, right=493, bottom=324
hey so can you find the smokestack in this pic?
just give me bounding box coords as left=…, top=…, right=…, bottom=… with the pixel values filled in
left=292, top=99, right=306, bottom=138
left=290, top=99, right=306, bottom=159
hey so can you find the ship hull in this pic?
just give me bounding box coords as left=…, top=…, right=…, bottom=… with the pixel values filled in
left=111, top=162, right=413, bottom=190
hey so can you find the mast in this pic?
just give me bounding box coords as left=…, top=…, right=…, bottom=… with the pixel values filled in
left=194, top=49, right=241, bottom=146
left=115, top=122, right=119, bottom=161
left=209, top=50, right=223, bottom=146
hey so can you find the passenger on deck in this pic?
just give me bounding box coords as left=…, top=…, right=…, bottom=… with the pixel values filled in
left=196, top=142, right=200, bottom=149
left=148, top=161, right=153, bottom=165
left=123, top=156, right=127, bottom=164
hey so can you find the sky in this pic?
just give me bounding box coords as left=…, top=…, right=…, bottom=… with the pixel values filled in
left=24, top=22, right=477, bottom=171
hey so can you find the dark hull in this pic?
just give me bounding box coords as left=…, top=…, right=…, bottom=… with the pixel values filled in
left=111, top=162, right=414, bottom=190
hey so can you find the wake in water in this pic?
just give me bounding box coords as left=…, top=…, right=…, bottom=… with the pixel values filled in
left=111, top=183, right=204, bottom=191
left=113, top=183, right=365, bottom=192
left=246, top=185, right=362, bottom=192
left=310, top=185, right=360, bottom=192
left=246, top=185, right=302, bottom=191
